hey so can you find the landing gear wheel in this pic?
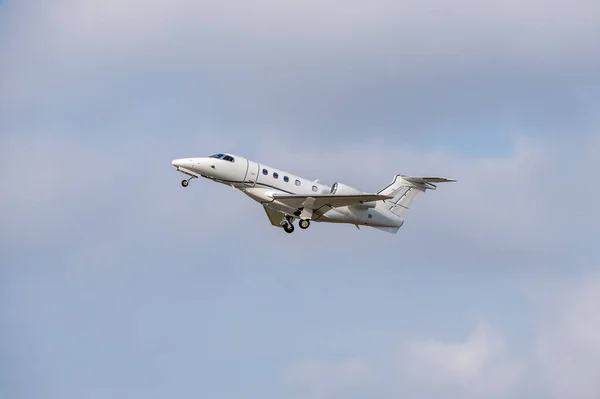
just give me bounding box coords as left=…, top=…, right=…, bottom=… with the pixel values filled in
left=283, top=223, right=295, bottom=234
left=299, top=219, right=310, bottom=229
left=181, top=179, right=189, bottom=187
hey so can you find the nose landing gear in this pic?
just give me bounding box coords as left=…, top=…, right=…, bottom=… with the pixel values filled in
left=181, top=176, right=196, bottom=187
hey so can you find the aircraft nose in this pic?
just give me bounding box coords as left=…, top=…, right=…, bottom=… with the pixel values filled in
left=172, top=159, right=186, bottom=168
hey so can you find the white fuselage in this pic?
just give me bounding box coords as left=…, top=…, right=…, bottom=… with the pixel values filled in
left=171, top=153, right=405, bottom=229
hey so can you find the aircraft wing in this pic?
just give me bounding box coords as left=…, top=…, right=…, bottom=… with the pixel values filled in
left=263, top=205, right=286, bottom=227
left=271, top=193, right=392, bottom=210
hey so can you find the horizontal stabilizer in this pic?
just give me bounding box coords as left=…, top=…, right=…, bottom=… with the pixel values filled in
left=402, top=176, right=456, bottom=184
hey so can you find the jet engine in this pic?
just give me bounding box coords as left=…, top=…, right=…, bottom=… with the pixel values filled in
left=330, top=182, right=363, bottom=195
left=330, top=182, right=377, bottom=208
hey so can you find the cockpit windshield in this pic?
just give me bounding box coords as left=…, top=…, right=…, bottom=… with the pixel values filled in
left=209, top=153, right=235, bottom=162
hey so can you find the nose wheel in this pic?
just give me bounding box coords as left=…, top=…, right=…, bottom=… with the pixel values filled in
left=299, top=219, right=310, bottom=229
left=181, top=176, right=195, bottom=187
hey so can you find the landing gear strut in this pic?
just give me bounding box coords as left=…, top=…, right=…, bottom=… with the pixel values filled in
left=282, top=215, right=295, bottom=233
left=299, top=219, right=310, bottom=229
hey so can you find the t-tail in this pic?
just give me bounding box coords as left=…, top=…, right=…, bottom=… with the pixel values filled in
left=378, top=175, right=456, bottom=218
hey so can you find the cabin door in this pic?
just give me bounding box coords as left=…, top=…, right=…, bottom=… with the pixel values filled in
left=243, top=160, right=259, bottom=186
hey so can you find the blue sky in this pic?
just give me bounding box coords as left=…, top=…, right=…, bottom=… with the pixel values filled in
left=1, top=1, right=600, bottom=398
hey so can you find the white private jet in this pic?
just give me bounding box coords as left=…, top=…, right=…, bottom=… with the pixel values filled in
left=172, top=153, right=455, bottom=234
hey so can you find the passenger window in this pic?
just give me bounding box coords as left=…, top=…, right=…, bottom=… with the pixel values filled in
left=262, top=169, right=268, bottom=175
left=283, top=176, right=289, bottom=182
left=295, top=180, right=301, bottom=186
left=312, top=185, right=318, bottom=192
left=273, top=172, right=279, bottom=179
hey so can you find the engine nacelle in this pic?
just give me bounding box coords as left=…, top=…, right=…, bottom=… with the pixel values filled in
left=330, top=182, right=377, bottom=208
left=356, top=201, right=377, bottom=208
left=330, top=182, right=363, bottom=195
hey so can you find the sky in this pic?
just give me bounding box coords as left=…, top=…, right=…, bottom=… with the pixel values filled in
left=1, top=1, right=600, bottom=398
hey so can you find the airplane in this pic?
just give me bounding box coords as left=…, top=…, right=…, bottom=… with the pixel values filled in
left=171, top=153, right=455, bottom=234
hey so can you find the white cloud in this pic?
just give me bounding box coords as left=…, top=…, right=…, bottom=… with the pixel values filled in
left=4, top=0, right=600, bottom=119
left=280, top=274, right=600, bottom=399
left=398, top=274, right=600, bottom=399
left=9, top=0, right=600, bottom=63
left=400, top=321, right=525, bottom=398
left=535, top=275, right=600, bottom=399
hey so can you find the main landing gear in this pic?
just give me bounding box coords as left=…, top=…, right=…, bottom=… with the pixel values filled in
left=282, top=216, right=310, bottom=234
left=283, top=223, right=295, bottom=233
left=299, top=219, right=310, bottom=229
left=282, top=215, right=295, bottom=234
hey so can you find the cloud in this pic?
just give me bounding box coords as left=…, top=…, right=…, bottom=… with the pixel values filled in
left=535, top=275, right=600, bottom=399
left=8, top=0, right=600, bottom=63
left=401, top=322, right=525, bottom=398
left=279, top=274, right=600, bottom=399
left=3, top=0, right=600, bottom=142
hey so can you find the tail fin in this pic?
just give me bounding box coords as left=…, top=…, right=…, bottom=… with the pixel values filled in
left=378, top=175, right=456, bottom=217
